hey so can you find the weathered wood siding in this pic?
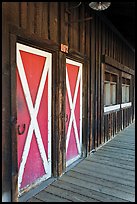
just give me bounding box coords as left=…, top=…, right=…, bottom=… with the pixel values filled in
left=2, top=2, right=135, bottom=202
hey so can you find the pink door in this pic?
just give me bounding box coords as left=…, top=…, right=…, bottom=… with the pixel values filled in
left=16, top=43, right=52, bottom=194
left=66, top=59, right=82, bottom=167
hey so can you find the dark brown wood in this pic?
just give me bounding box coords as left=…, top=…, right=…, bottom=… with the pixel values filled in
left=49, top=2, right=58, bottom=42
left=51, top=50, right=58, bottom=178
left=2, top=3, right=12, bottom=202
left=83, top=9, right=91, bottom=153
left=130, top=75, right=135, bottom=121
left=105, top=25, right=109, bottom=56
left=9, top=25, right=59, bottom=52
left=57, top=51, right=66, bottom=176
left=98, top=16, right=101, bottom=146
left=10, top=33, right=18, bottom=202
left=101, top=21, right=105, bottom=55
left=104, top=115, right=107, bottom=142
left=41, top=3, right=48, bottom=39
left=79, top=4, right=85, bottom=55
left=27, top=2, right=35, bottom=34
left=20, top=2, right=27, bottom=29
left=34, top=2, right=43, bottom=36
left=101, top=63, right=105, bottom=144
left=90, top=12, right=96, bottom=151
left=59, top=2, right=65, bottom=44
left=64, top=3, right=69, bottom=45
left=102, top=55, right=134, bottom=75
left=73, top=8, right=79, bottom=51
left=87, top=60, right=91, bottom=153
left=95, top=15, right=99, bottom=148
left=7, top=2, right=20, bottom=26
left=82, top=59, right=89, bottom=156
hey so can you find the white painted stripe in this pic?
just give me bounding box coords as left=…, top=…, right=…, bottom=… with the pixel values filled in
left=47, top=53, right=52, bottom=176
left=104, top=104, right=120, bottom=113
left=79, top=64, right=82, bottom=150
left=17, top=43, right=52, bottom=58
left=66, top=155, right=80, bottom=167
left=121, top=102, right=132, bottom=108
left=17, top=43, right=52, bottom=191
left=66, top=59, right=82, bottom=67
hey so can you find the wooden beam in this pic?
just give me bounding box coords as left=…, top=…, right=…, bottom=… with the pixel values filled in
left=102, top=55, right=134, bottom=75
left=10, top=33, right=18, bottom=202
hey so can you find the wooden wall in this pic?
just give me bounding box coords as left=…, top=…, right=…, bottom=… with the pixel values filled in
left=2, top=2, right=135, bottom=202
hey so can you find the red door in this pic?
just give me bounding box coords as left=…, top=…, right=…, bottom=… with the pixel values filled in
left=66, top=59, right=82, bottom=167
left=16, top=43, right=52, bottom=194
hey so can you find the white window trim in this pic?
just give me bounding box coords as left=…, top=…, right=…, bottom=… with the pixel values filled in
left=121, top=102, right=132, bottom=108
left=104, top=104, right=120, bottom=113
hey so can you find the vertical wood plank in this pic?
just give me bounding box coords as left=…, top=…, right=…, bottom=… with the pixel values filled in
left=87, top=61, right=91, bottom=154
left=64, top=3, right=69, bottom=45
left=41, top=2, right=48, bottom=39
left=130, top=75, right=135, bottom=122
left=20, top=2, right=27, bottom=29
left=104, top=115, right=106, bottom=143
left=10, top=33, right=18, bottom=202
left=98, top=16, right=101, bottom=145
left=73, top=8, right=79, bottom=51
left=112, top=113, right=114, bottom=137
left=101, top=63, right=105, bottom=144
left=111, top=31, right=114, bottom=59
left=79, top=4, right=85, bottom=55
left=35, top=2, right=43, bottom=36
left=59, top=2, right=65, bottom=44
left=49, top=2, right=58, bottom=42
left=90, top=12, right=96, bottom=151
left=52, top=51, right=59, bottom=178
left=7, top=2, right=20, bottom=26
left=69, top=8, right=74, bottom=49
left=115, top=36, right=118, bottom=62
left=108, top=28, right=111, bottom=57
left=113, top=33, right=116, bottom=60
left=85, top=11, right=90, bottom=58
left=106, top=114, right=109, bottom=141
left=101, top=20, right=106, bottom=144
left=108, top=114, right=111, bottom=140
left=105, top=25, right=109, bottom=56
left=57, top=3, right=67, bottom=174
left=95, top=15, right=99, bottom=148
left=27, top=2, right=35, bottom=34
left=101, top=21, right=105, bottom=55
left=82, top=60, right=89, bottom=156
left=2, top=3, right=12, bottom=202
left=58, top=52, right=66, bottom=176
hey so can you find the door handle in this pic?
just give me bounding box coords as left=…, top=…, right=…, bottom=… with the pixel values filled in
left=17, top=124, right=26, bottom=135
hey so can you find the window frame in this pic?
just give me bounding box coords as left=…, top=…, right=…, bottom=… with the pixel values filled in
left=122, top=83, right=130, bottom=103
left=104, top=72, right=118, bottom=107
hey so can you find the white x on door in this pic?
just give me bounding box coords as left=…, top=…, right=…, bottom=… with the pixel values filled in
left=66, top=59, right=82, bottom=167
left=16, top=43, right=52, bottom=193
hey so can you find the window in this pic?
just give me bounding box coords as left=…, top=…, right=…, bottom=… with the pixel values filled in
left=104, top=72, right=117, bottom=106
left=111, top=82, right=116, bottom=104
left=122, top=77, right=130, bottom=103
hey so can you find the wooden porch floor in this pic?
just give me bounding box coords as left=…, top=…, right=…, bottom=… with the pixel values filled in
left=23, top=122, right=135, bottom=202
